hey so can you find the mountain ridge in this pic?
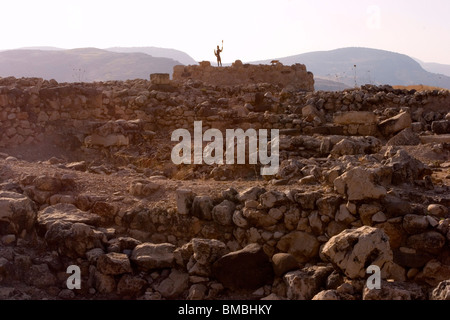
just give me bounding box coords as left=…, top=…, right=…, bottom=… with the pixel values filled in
left=0, top=47, right=182, bottom=82
left=250, top=47, right=450, bottom=90
left=0, top=46, right=448, bottom=90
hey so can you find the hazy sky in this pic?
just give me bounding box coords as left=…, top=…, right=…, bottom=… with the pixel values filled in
left=2, top=0, right=449, bottom=64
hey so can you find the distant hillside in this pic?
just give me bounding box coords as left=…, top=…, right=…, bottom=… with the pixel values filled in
left=107, top=47, right=197, bottom=66
left=252, top=47, right=450, bottom=90
left=314, top=77, right=350, bottom=91
left=414, top=59, right=450, bottom=78
left=0, top=48, right=182, bottom=82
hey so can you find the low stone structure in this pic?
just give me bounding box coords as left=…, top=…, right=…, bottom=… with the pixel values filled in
left=173, top=61, right=315, bottom=92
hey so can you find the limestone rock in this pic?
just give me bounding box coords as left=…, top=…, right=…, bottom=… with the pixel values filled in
left=156, top=269, right=189, bottom=299
left=331, top=137, right=381, bottom=156
left=284, top=265, right=334, bottom=300
left=272, top=253, right=299, bottom=276
left=430, top=280, right=450, bottom=300
left=131, top=243, right=176, bottom=271
left=393, top=247, right=433, bottom=268
left=406, top=231, right=446, bottom=255
left=242, top=208, right=278, bottom=228
left=422, top=259, right=450, bottom=286
left=260, top=190, right=287, bottom=208
left=312, top=290, right=340, bottom=300
left=212, top=200, right=235, bottom=226
left=427, top=204, right=449, bottom=218
left=85, top=134, right=129, bottom=147
left=431, top=120, right=450, bottom=134
left=276, top=231, right=320, bottom=263
left=129, top=181, right=160, bottom=197
left=95, top=271, right=116, bottom=293
left=236, top=186, right=266, bottom=202
left=333, top=111, right=377, bottom=125
left=24, top=264, right=57, bottom=288
left=97, top=252, right=132, bottom=275
left=37, top=203, right=100, bottom=234
left=45, top=221, right=105, bottom=258
left=176, top=189, right=195, bottom=215
left=363, top=280, right=424, bottom=300
left=188, top=284, right=208, bottom=300
left=378, top=111, right=412, bottom=136
left=212, top=244, right=274, bottom=290
left=334, top=168, right=386, bottom=201
left=384, top=147, right=429, bottom=184
left=402, top=214, right=429, bottom=234
left=192, top=238, right=228, bottom=265
left=321, top=226, right=393, bottom=279
left=117, top=274, right=147, bottom=297
left=192, top=196, right=214, bottom=220
left=335, top=204, right=356, bottom=225
left=387, top=128, right=420, bottom=146
left=0, top=191, right=36, bottom=235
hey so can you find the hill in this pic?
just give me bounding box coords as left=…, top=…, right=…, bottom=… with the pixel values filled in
left=252, top=47, right=450, bottom=90
left=314, top=77, right=350, bottom=91
left=0, top=48, right=182, bottom=82
left=414, top=59, right=450, bottom=78
left=106, top=46, right=197, bottom=66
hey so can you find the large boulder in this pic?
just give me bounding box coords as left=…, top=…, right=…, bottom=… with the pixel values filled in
left=131, top=243, right=176, bottom=271
left=334, top=168, right=386, bottom=201
left=0, top=191, right=36, bottom=235
left=321, top=226, right=393, bottom=279
left=212, top=244, right=274, bottom=290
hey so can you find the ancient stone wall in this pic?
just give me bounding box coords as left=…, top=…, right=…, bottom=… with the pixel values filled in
left=0, top=77, right=449, bottom=151
left=1, top=75, right=450, bottom=300
left=173, top=61, right=315, bottom=92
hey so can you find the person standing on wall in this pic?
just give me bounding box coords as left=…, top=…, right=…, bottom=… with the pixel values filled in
left=214, top=40, right=223, bottom=67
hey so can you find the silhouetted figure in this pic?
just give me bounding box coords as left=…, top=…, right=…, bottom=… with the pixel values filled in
left=214, top=40, right=223, bottom=67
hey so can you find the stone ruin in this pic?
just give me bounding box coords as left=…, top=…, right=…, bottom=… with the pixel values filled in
left=173, top=60, right=315, bottom=92
left=0, top=70, right=449, bottom=300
